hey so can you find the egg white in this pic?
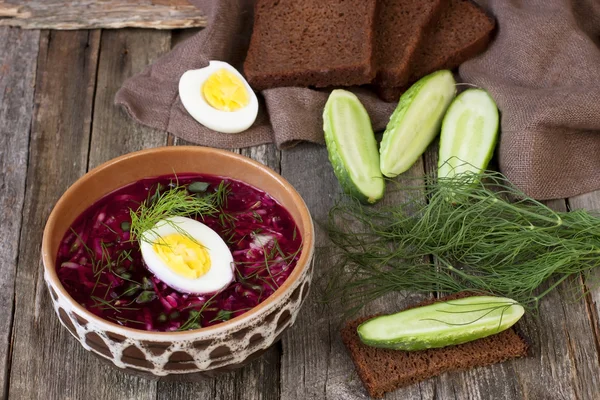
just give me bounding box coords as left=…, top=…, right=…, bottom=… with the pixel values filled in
left=179, top=60, right=259, bottom=134
left=140, top=216, right=234, bottom=295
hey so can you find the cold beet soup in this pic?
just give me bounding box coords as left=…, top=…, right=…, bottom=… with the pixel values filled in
left=56, top=174, right=302, bottom=332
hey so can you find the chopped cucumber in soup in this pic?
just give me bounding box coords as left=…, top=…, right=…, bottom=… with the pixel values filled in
left=323, top=89, right=385, bottom=204
left=438, top=88, right=499, bottom=179
left=380, top=70, right=456, bottom=177
left=357, top=296, right=524, bottom=351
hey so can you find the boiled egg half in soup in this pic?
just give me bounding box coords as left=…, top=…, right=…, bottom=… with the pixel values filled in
left=140, top=216, right=234, bottom=294
left=179, top=61, right=258, bottom=133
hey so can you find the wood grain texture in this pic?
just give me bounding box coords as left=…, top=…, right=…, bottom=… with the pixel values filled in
left=279, top=143, right=433, bottom=399
left=6, top=29, right=118, bottom=400
left=0, top=27, right=40, bottom=399
left=0, top=0, right=207, bottom=30
left=88, top=29, right=170, bottom=169
left=568, top=190, right=600, bottom=393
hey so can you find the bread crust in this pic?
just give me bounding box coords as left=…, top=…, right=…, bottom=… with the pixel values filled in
left=374, top=0, right=445, bottom=88
left=243, top=0, right=377, bottom=91
left=341, top=293, right=529, bottom=398
left=375, top=0, right=496, bottom=102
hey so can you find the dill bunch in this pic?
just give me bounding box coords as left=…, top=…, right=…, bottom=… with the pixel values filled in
left=326, top=171, right=600, bottom=313
left=130, top=182, right=227, bottom=243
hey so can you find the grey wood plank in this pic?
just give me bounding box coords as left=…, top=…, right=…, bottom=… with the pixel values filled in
left=566, top=190, right=600, bottom=398
left=0, top=26, right=40, bottom=399
left=0, top=0, right=206, bottom=30
left=279, top=142, right=434, bottom=399
left=5, top=30, right=154, bottom=400
left=157, top=143, right=283, bottom=400
left=87, top=29, right=170, bottom=169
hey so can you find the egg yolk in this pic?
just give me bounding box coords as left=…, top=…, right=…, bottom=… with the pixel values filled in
left=153, top=234, right=211, bottom=279
left=202, top=69, right=250, bottom=112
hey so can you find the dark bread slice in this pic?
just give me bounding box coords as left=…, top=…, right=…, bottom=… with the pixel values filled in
left=243, top=0, right=377, bottom=91
left=374, top=0, right=444, bottom=88
left=341, top=293, right=529, bottom=398
left=377, top=0, right=496, bottom=102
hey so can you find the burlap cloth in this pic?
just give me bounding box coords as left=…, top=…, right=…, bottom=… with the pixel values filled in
left=115, top=0, right=600, bottom=200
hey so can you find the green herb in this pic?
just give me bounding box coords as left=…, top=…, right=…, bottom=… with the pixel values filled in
left=129, top=183, right=223, bottom=244
left=210, top=309, right=233, bottom=323
left=70, top=228, right=98, bottom=271
left=252, top=211, right=263, bottom=222
left=326, top=170, right=600, bottom=313
left=120, top=221, right=131, bottom=232
left=100, top=221, right=118, bottom=234
left=142, top=277, right=153, bottom=290
left=179, top=310, right=201, bottom=330
left=122, top=283, right=141, bottom=297
left=177, top=292, right=220, bottom=331
left=135, top=290, right=157, bottom=304
left=188, top=181, right=210, bottom=193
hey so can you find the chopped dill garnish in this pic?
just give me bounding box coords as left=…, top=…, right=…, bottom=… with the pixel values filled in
left=178, top=292, right=220, bottom=331
left=129, top=182, right=227, bottom=245
left=252, top=211, right=263, bottom=222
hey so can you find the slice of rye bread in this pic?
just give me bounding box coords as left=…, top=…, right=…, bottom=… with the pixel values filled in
left=341, top=293, right=529, bottom=399
left=376, top=0, right=496, bottom=102
left=374, top=0, right=445, bottom=88
left=243, top=0, right=377, bottom=91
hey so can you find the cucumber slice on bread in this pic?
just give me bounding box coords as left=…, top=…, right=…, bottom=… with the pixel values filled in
left=379, top=70, right=456, bottom=177
left=323, top=89, right=385, bottom=204
left=357, top=295, right=524, bottom=351
left=438, top=88, right=499, bottom=178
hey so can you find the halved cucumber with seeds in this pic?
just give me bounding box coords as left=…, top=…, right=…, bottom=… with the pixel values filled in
left=357, top=296, right=524, bottom=351
left=379, top=70, right=456, bottom=177
left=438, top=88, right=499, bottom=179
left=323, top=89, right=385, bottom=204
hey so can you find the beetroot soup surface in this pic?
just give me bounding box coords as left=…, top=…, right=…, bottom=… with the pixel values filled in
left=56, top=173, right=302, bottom=331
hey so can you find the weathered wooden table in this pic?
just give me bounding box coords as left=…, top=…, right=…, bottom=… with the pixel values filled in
left=2, top=26, right=600, bottom=400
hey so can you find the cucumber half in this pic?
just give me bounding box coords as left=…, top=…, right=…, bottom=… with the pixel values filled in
left=357, top=296, right=524, bottom=351
left=379, top=70, right=456, bottom=177
left=324, top=89, right=384, bottom=204
left=438, top=88, right=499, bottom=179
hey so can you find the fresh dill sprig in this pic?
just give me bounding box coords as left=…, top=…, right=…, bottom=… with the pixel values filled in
left=326, top=170, right=600, bottom=314
left=129, top=183, right=224, bottom=244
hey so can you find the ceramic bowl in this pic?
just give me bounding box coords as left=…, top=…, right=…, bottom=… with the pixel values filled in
left=42, top=146, right=315, bottom=377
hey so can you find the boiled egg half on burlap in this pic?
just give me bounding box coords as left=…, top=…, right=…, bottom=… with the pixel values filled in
left=179, top=61, right=258, bottom=133
left=140, top=216, right=234, bottom=294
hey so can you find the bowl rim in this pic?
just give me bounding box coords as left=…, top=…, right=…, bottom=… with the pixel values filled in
left=42, top=146, right=315, bottom=339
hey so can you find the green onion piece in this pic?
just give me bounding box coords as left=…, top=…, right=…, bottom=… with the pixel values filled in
left=123, top=283, right=141, bottom=297
left=169, top=311, right=180, bottom=320
left=188, top=181, right=210, bottom=193
left=142, top=277, right=153, bottom=290
left=120, top=221, right=131, bottom=232
left=135, top=290, right=157, bottom=304
left=157, top=313, right=167, bottom=323
left=216, top=310, right=232, bottom=321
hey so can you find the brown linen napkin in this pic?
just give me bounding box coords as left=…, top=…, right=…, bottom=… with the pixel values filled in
left=460, top=0, right=600, bottom=200
left=114, top=0, right=395, bottom=149
left=116, top=0, right=600, bottom=200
